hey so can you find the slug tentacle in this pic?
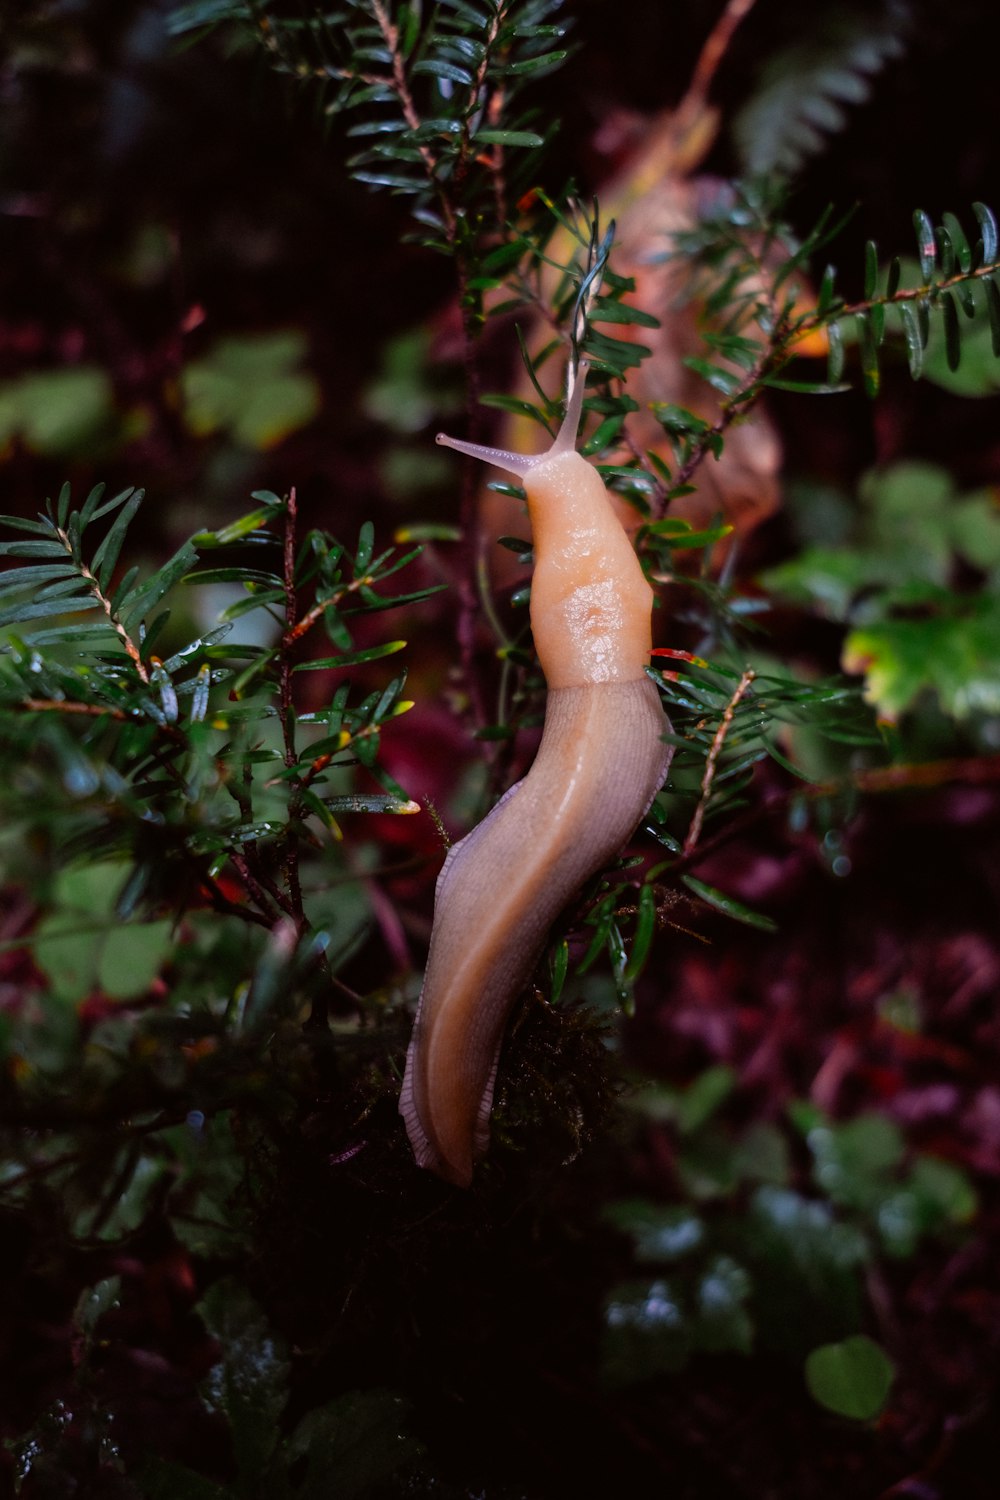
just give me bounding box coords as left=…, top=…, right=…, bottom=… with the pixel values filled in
left=435, top=433, right=536, bottom=477
left=402, top=362, right=673, bottom=1185
left=434, top=358, right=590, bottom=477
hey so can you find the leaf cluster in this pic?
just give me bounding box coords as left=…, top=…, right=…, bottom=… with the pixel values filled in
left=732, top=0, right=910, bottom=178
left=169, top=0, right=568, bottom=259
left=554, top=656, right=877, bottom=1005
left=8, top=1274, right=421, bottom=1499
left=0, top=483, right=433, bottom=1224
left=764, top=461, right=1000, bottom=723
left=824, top=203, right=1000, bottom=394
left=604, top=1078, right=974, bottom=1417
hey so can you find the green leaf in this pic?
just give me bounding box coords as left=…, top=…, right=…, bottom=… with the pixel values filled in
left=746, top=1187, right=868, bottom=1359
left=0, top=539, right=70, bottom=558
left=913, top=208, right=936, bottom=279
left=590, top=300, right=661, bottom=329
left=549, top=937, right=569, bottom=1004
left=0, top=563, right=78, bottom=594
left=193, top=503, right=283, bottom=547
left=898, top=301, right=923, bottom=378
left=805, top=1335, right=895, bottom=1420
left=603, top=1200, right=706, bottom=1263
left=91, top=489, right=144, bottom=588
left=942, top=210, right=972, bottom=273
left=0, top=514, right=58, bottom=537
left=294, top=640, right=406, bottom=670
left=681, top=875, right=777, bottom=932
left=826, top=318, right=845, bottom=382
left=34, top=863, right=174, bottom=1001
left=940, top=289, right=961, bottom=371
left=694, top=1254, right=754, bottom=1354
left=122, top=541, right=199, bottom=626
left=473, top=128, right=544, bottom=147
left=624, top=881, right=657, bottom=980
left=411, top=57, right=473, bottom=85
left=855, top=311, right=880, bottom=397
left=286, top=1390, right=421, bottom=1500
left=181, top=333, right=320, bottom=450
left=603, top=1276, right=691, bottom=1382
left=99, top=921, right=174, bottom=998
left=135, top=1458, right=230, bottom=1500
left=676, top=1064, right=737, bottom=1134
left=81, top=483, right=119, bottom=525
left=0, top=594, right=96, bottom=629
left=0, top=367, right=115, bottom=457
left=805, top=1113, right=904, bottom=1213
left=843, top=595, right=1000, bottom=720
left=733, top=21, right=906, bottom=171
left=197, top=1279, right=288, bottom=1479
left=320, top=793, right=419, bottom=815
left=503, top=48, right=568, bottom=74
left=973, top=200, right=998, bottom=265
left=935, top=223, right=956, bottom=280
left=355, top=519, right=375, bottom=573
left=908, top=1154, right=977, bottom=1228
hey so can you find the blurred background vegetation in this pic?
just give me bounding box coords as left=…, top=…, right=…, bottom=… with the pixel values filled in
left=2, top=2, right=1000, bottom=1496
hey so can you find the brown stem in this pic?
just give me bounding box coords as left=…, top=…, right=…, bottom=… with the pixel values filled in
left=671, top=752, right=1000, bottom=878
left=277, top=489, right=306, bottom=933
left=671, top=0, right=760, bottom=144
left=682, top=669, right=756, bottom=856
left=796, top=256, right=1000, bottom=339
left=21, top=698, right=127, bottom=720
left=286, top=570, right=374, bottom=644
left=56, top=527, right=149, bottom=683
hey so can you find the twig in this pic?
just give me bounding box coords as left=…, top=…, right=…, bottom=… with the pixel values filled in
left=55, top=526, right=149, bottom=683
left=276, top=487, right=307, bottom=933
left=370, top=0, right=456, bottom=240
left=795, top=256, right=1000, bottom=340
left=671, top=751, right=1000, bottom=878
left=683, top=668, right=756, bottom=856
left=21, top=698, right=127, bottom=720
left=671, top=0, right=760, bottom=144
left=285, top=570, right=375, bottom=644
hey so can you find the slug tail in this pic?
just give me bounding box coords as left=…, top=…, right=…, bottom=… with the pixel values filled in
left=399, top=1036, right=475, bottom=1188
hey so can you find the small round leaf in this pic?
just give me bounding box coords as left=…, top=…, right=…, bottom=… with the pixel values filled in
left=805, top=1334, right=895, bottom=1420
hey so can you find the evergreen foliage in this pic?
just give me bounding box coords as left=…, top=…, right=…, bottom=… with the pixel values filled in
left=2, top=3, right=998, bottom=1494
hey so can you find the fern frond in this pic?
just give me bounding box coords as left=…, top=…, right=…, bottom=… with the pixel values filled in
left=733, top=0, right=910, bottom=177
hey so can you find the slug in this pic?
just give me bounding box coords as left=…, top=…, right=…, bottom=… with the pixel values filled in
left=399, top=364, right=673, bottom=1186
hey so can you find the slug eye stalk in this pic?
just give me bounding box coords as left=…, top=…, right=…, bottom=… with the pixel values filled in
left=435, top=359, right=591, bottom=476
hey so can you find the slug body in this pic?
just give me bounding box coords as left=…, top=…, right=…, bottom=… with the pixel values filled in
left=400, top=368, right=672, bottom=1185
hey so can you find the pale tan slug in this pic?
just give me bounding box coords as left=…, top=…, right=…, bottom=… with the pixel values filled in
left=399, top=365, right=673, bottom=1186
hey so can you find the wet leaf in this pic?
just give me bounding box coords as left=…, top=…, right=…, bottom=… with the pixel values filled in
left=805, top=1334, right=895, bottom=1420
left=287, top=1389, right=421, bottom=1500
left=198, top=1279, right=289, bottom=1479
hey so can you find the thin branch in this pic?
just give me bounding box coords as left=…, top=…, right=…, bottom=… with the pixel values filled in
left=278, top=489, right=307, bottom=934
left=683, top=669, right=756, bottom=856
left=286, top=570, right=375, bottom=643
left=796, top=255, right=1000, bottom=338
left=670, top=752, right=1000, bottom=879
left=20, top=698, right=127, bottom=720
left=672, top=0, right=760, bottom=142
left=55, top=527, right=150, bottom=683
